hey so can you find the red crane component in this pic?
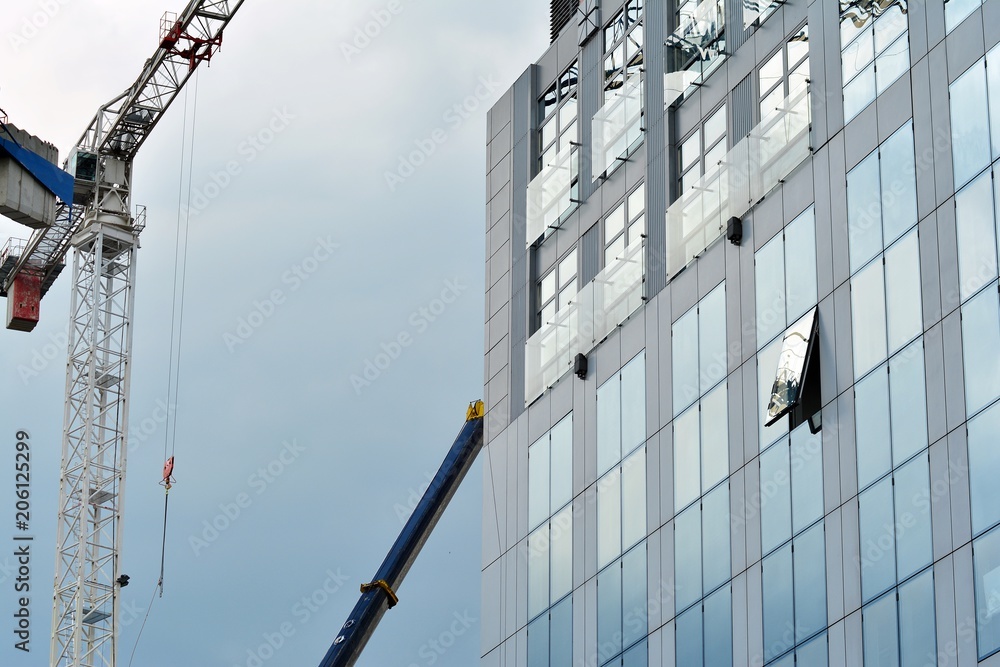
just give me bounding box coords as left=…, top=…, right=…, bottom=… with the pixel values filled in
left=6, top=272, right=41, bottom=332
left=159, top=11, right=224, bottom=72
left=161, top=456, right=175, bottom=490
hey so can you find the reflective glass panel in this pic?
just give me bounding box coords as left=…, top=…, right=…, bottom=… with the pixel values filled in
left=955, top=170, right=998, bottom=302
left=703, top=483, right=731, bottom=592
left=852, top=258, right=888, bottom=379
left=961, top=285, right=1000, bottom=416
left=700, top=284, right=727, bottom=393
left=759, top=337, right=787, bottom=448
left=674, top=405, right=701, bottom=510
left=856, top=366, right=892, bottom=490
left=974, top=526, right=1000, bottom=658
left=879, top=123, right=917, bottom=246
left=785, top=207, right=818, bottom=322
left=898, top=568, right=936, bottom=667
left=622, top=545, right=647, bottom=647
left=529, top=525, right=551, bottom=619
left=946, top=0, right=981, bottom=33
left=756, top=232, right=787, bottom=347
left=550, top=596, right=573, bottom=667
left=762, top=544, right=794, bottom=662
left=674, top=308, right=700, bottom=414
left=760, top=439, right=792, bottom=555
left=888, top=342, right=928, bottom=467
left=894, top=456, right=932, bottom=582
left=968, top=401, right=1000, bottom=536
left=701, top=382, right=729, bottom=490
left=794, top=522, right=827, bottom=642
left=551, top=505, right=574, bottom=601
left=797, top=633, right=828, bottom=667
left=622, top=639, right=647, bottom=667
left=848, top=151, right=882, bottom=273
left=529, top=436, right=551, bottom=530
left=598, top=468, right=622, bottom=568
left=859, top=477, right=895, bottom=602
left=675, top=504, right=703, bottom=612
left=621, top=353, right=646, bottom=456
left=598, top=377, right=622, bottom=475
left=989, top=46, right=1000, bottom=159
left=676, top=604, right=703, bottom=666
left=528, top=613, right=549, bottom=667
left=884, top=231, right=922, bottom=354
left=621, top=449, right=647, bottom=551
left=863, top=591, right=899, bottom=667
left=551, top=415, right=573, bottom=512
left=598, top=563, right=623, bottom=659
left=951, top=61, right=992, bottom=189
left=791, top=424, right=824, bottom=535
left=704, top=585, right=733, bottom=667
left=766, top=308, right=818, bottom=426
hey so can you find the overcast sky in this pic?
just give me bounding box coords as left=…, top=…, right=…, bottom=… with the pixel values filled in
left=0, top=2, right=545, bottom=665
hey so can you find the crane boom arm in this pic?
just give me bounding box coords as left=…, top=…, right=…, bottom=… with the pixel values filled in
left=319, top=402, right=486, bottom=667
left=2, top=0, right=245, bottom=294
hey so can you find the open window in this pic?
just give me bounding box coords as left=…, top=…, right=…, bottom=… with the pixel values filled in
left=765, top=306, right=820, bottom=431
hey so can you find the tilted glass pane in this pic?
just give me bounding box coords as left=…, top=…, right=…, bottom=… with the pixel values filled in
left=621, top=352, right=647, bottom=456
left=528, top=525, right=551, bottom=619
left=551, top=505, right=574, bottom=602
left=856, top=365, right=892, bottom=491
left=847, top=150, right=883, bottom=273
left=675, top=603, right=704, bottom=667
left=884, top=231, right=922, bottom=354
left=794, top=521, right=827, bottom=641
left=862, top=592, right=900, bottom=667
left=675, top=504, right=703, bottom=612
left=879, top=122, right=918, bottom=246
left=702, top=483, right=731, bottom=592
left=974, top=526, right=1000, bottom=658
left=762, top=544, right=794, bottom=662
left=756, top=232, right=787, bottom=348
left=859, top=477, right=896, bottom=602
left=700, top=283, right=727, bottom=393
left=851, top=258, right=888, bottom=379
left=791, top=423, right=824, bottom=535
left=893, top=455, right=932, bottom=582
left=550, top=415, right=573, bottom=513
left=674, top=405, right=701, bottom=510
left=622, top=448, right=647, bottom=551
left=961, top=285, right=1000, bottom=416
left=968, top=401, right=1000, bottom=536
left=622, top=545, right=647, bottom=647
left=955, top=170, right=998, bottom=302
left=760, top=439, right=792, bottom=555
left=888, top=341, right=928, bottom=467
left=598, top=377, right=622, bottom=475
left=703, top=584, right=733, bottom=667
left=950, top=61, right=992, bottom=190
left=597, top=563, right=623, bottom=660
left=598, top=468, right=623, bottom=568
left=784, top=207, right=818, bottom=323
left=898, top=568, right=936, bottom=667
left=674, top=307, right=700, bottom=414
left=529, top=436, right=551, bottom=530
left=701, top=382, right=729, bottom=491
left=766, top=307, right=818, bottom=426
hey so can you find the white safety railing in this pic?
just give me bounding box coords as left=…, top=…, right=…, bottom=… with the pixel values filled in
left=525, top=240, right=645, bottom=405
left=593, top=75, right=644, bottom=179
left=526, top=145, right=578, bottom=247
left=666, top=83, right=811, bottom=278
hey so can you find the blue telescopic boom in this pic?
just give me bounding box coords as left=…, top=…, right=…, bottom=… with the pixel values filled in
left=318, top=401, right=486, bottom=667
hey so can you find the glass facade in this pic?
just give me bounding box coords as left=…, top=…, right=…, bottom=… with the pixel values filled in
left=483, top=3, right=1000, bottom=666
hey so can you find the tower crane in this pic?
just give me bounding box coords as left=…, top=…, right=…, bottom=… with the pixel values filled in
left=0, top=2, right=245, bottom=665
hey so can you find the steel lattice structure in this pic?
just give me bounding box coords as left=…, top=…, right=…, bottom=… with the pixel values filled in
left=0, top=2, right=245, bottom=666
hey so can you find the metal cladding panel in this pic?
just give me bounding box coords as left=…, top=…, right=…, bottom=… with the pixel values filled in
left=731, top=73, right=754, bottom=143
left=6, top=273, right=40, bottom=331
left=581, top=222, right=601, bottom=285
left=510, top=287, right=527, bottom=420
left=579, top=27, right=603, bottom=202
left=644, top=0, right=668, bottom=298
left=726, top=0, right=750, bottom=53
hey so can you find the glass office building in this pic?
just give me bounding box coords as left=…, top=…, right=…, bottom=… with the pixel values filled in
left=481, top=1, right=1000, bottom=665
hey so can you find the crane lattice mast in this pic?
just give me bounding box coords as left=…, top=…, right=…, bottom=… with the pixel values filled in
left=1, top=3, right=244, bottom=666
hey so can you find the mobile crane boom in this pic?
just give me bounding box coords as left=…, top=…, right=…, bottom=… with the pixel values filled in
left=319, top=401, right=485, bottom=667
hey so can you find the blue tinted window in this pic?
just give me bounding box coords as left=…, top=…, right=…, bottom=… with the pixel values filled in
left=704, top=585, right=733, bottom=667
left=974, top=526, right=1000, bottom=659
left=621, top=545, right=647, bottom=648
left=760, top=438, right=792, bottom=555
left=550, top=597, right=573, bottom=667
left=898, top=569, right=936, bottom=667
left=862, top=591, right=899, bottom=667
left=893, top=456, right=932, bottom=583
left=702, top=484, right=731, bottom=593
left=969, top=401, right=1000, bottom=536
left=762, top=544, right=794, bottom=662
left=598, top=563, right=623, bottom=659
left=855, top=368, right=891, bottom=490
left=859, top=477, right=895, bottom=602
left=675, top=504, right=702, bottom=612
left=676, top=604, right=704, bottom=666
left=962, top=284, right=1000, bottom=417
left=794, top=522, right=828, bottom=642
left=950, top=60, right=992, bottom=189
